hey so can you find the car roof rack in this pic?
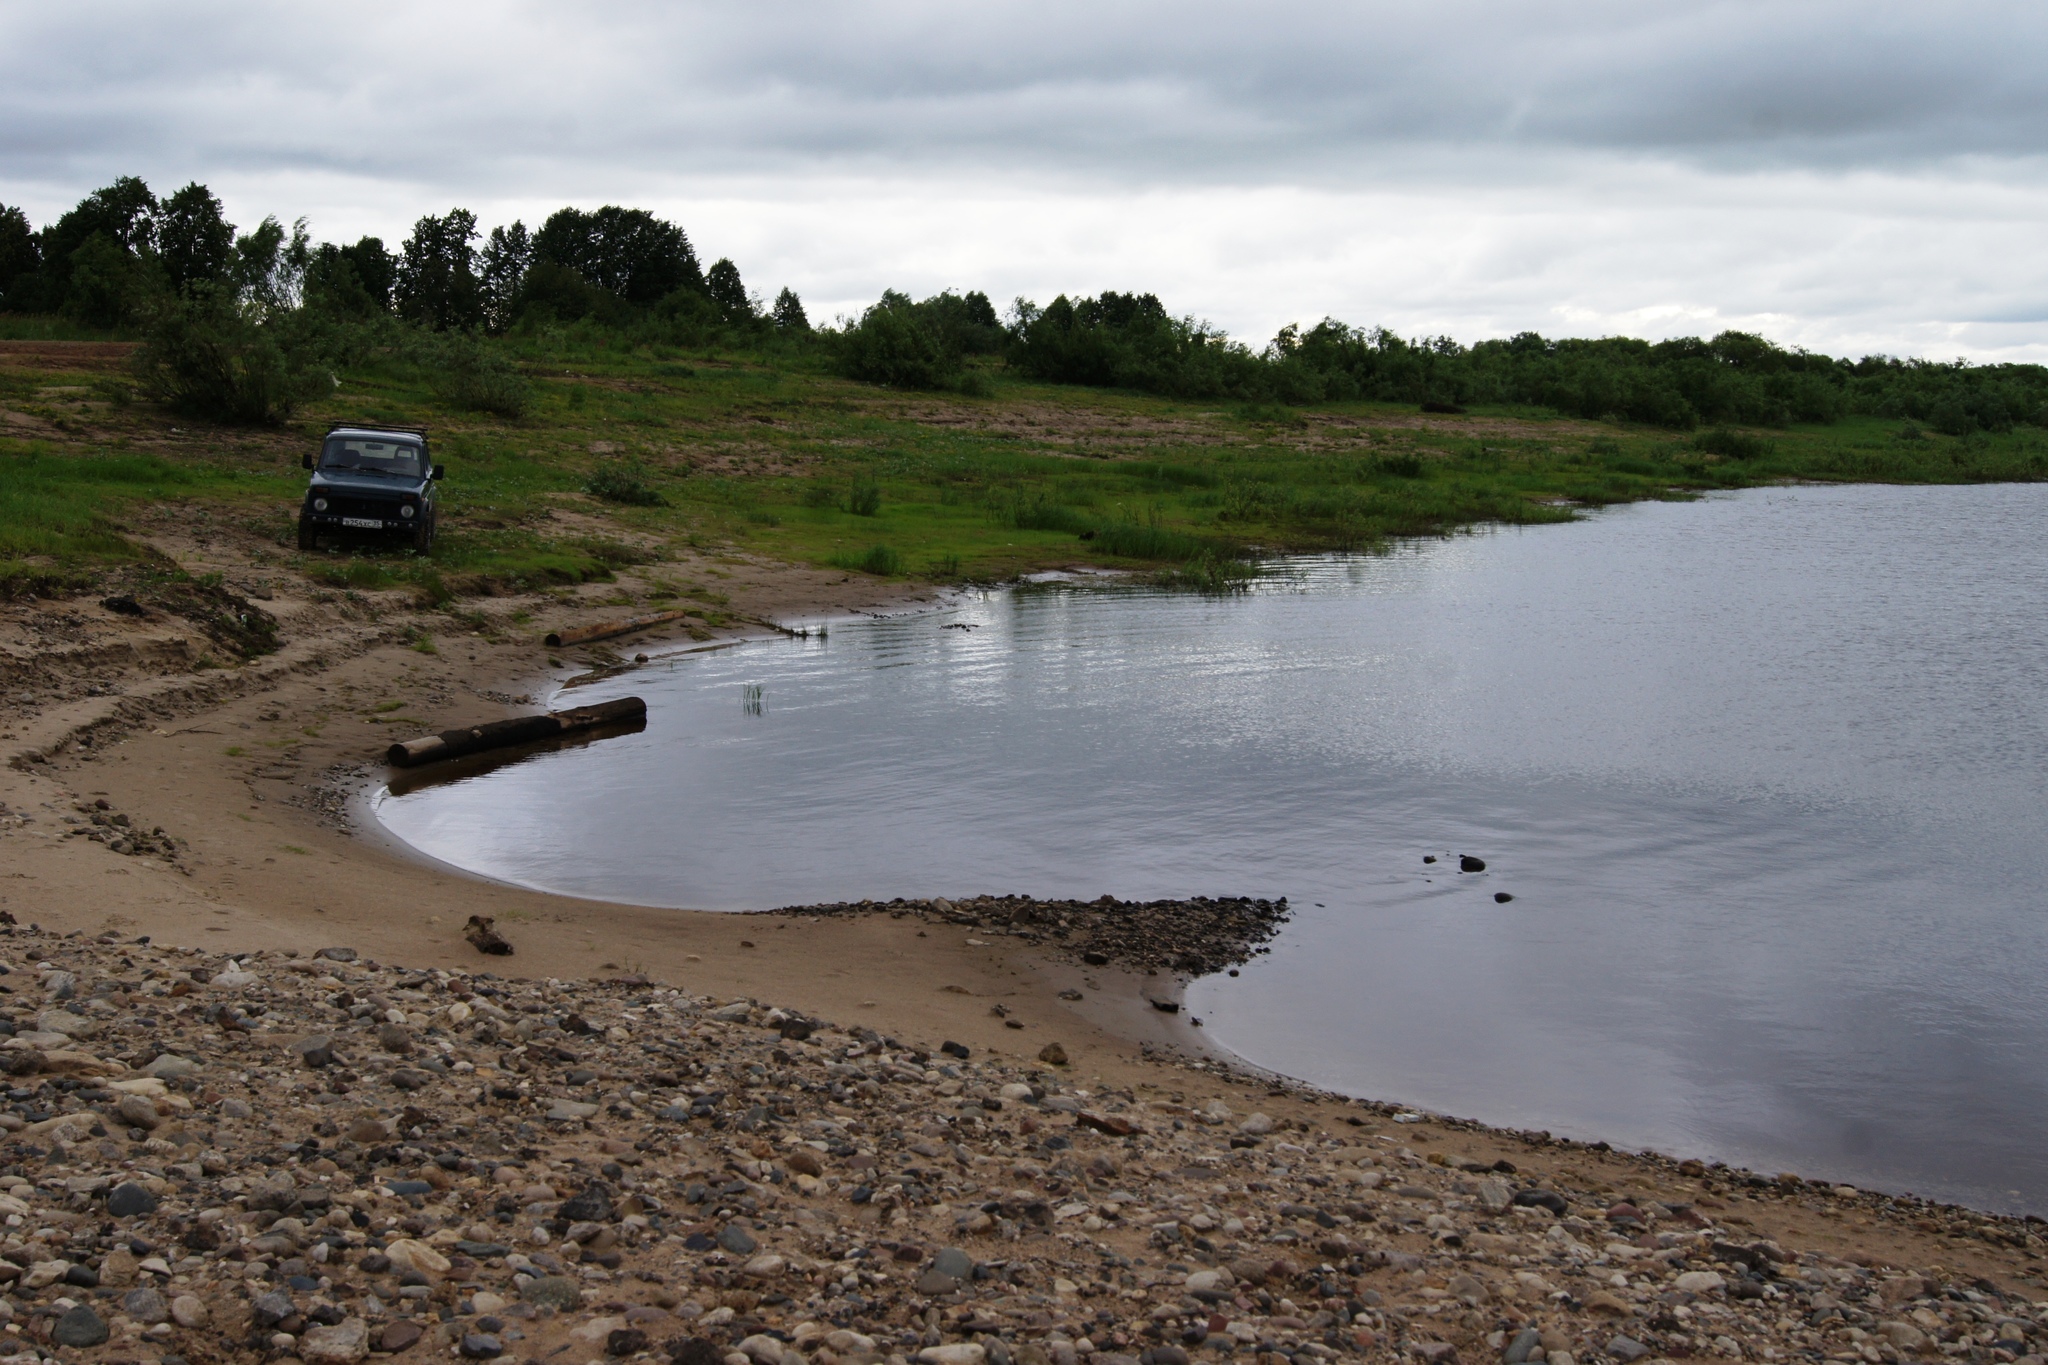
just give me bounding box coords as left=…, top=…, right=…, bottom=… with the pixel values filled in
left=325, top=423, right=429, bottom=439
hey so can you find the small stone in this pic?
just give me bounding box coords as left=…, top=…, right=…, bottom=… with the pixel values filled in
left=315, top=947, right=359, bottom=962
left=1238, top=1112, right=1274, bottom=1135
left=559, top=1184, right=615, bottom=1222
left=1605, top=1337, right=1648, bottom=1363
left=1584, top=1291, right=1630, bottom=1316
left=106, top=1180, right=159, bottom=1216
left=786, top=1148, right=824, bottom=1177
left=211, top=968, right=259, bottom=989
left=142, top=1053, right=200, bottom=1079
left=1503, top=1328, right=1542, bottom=1364
left=346, top=1116, right=391, bottom=1143
left=378, top=1319, right=426, bottom=1353
left=121, top=1287, right=169, bottom=1324
left=302, top=1317, right=373, bottom=1365
left=1476, top=1179, right=1513, bottom=1214
left=916, top=1268, right=961, bottom=1295
left=717, top=1224, right=758, bottom=1255
left=1037, top=1042, right=1069, bottom=1066
left=917, top=1346, right=986, bottom=1365
left=1459, top=855, right=1486, bottom=872
left=220, top=1096, right=253, bottom=1118
left=605, top=1329, right=649, bottom=1357
left=1675, top=1270, right=1725, bottom=1294
left=547, top=1100, right=600, bottom=1121
left=52, top=1305, right=108, bottom=1347
left=519, top=1276, right=583, bottom=1310
left=741, top=1253, right=786, bottom=1279
left=931, top=1247, right=973, bottom=1279
left=390, top=1067, right=435, bottom=1091
left=460, top=1333, right=505, bottom=1359
left=376, top=1022, right=413, bottom=1053
left=170, top=1295, right=208, bottom=1328
left=251, top=1289, right=297, bottom=1326
left=385, top=1239, right=451, bottom=1275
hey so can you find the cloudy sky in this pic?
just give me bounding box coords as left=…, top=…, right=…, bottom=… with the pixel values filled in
left=4, top=1, right=2045, bottom=358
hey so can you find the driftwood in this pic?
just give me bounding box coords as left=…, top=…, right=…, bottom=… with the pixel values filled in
left=385, top=697, right=646, bottom=768
left=464, top=915, right=513, bottom=956
left=544, top=611, right=691, bottom=649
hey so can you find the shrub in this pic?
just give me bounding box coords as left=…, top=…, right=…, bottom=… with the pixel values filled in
left=434, top=338, right=529, bottom=418
left=1693, top=428, right=1772, bottom=460
left=585, top=464, right=664, bottom=506
left=131, top=287, right=331, bottom=425
left=837, top=292, right=956, bottom=389
left=830, top=544, right=900, bottom=575
left=846, top=475, right=882, bottom=516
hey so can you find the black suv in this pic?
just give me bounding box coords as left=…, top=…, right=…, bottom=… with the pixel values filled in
left=298, top=425, right=444, bottom=554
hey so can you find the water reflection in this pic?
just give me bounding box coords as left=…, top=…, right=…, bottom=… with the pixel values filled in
left=377, top=484, right=2048, bottom=1213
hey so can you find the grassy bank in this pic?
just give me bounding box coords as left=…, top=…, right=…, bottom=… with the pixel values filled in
left=5, top=332, right=2048, bottom=601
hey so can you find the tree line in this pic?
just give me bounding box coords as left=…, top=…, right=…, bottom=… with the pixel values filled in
left=3, top=176, right=2044, bottom=436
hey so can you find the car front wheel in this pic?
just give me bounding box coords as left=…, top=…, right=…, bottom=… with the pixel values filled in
left=297, top=518, right=318, bottom=552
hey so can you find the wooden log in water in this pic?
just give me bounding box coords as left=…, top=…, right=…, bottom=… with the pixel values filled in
left=385, top=697, right=647, bottom=768
left=544, top=611, right=691, bottom=649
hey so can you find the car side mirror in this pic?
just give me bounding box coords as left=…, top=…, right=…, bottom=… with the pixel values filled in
left=302, top=454, right=313, bottom=470
left=431, top=464, right=445, bottom=480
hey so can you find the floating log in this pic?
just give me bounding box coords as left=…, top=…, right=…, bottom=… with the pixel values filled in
left=544, top=611, right=691, bottom=649
left=385, top=697, right=647, bottom=768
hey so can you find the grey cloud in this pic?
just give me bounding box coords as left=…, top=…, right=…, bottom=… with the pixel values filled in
left=3, top=1, right=2045, bottom=196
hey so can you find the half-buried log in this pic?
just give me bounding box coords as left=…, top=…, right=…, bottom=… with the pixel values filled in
left=544, top=611, right=691, bottom=649
left=385, top=697, right=647, bottom=768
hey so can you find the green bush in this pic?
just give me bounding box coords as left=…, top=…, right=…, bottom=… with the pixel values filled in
left=846, top=475, right=882, bottom=516
left=837, top=292, right=956, bottom=389
left=433, top=337, right=530, bottom=418
left=1693, top=427, right=1772, bottom=460
left=585, top=464, right=664, bottom=506
left=131, top=287, right=331, bottom=425
left=831, top=544, right=900, bottom=575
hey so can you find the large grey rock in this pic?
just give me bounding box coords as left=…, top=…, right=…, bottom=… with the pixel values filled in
left=121, top=1287, right=168, bottom=1325
left=717, top=1223, right=758, bottom=1255
left=520, top=1276, right=582, bottom=1311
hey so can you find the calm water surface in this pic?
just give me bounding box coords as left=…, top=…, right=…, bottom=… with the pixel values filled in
left=378, top=484, right=2048, bottom=1212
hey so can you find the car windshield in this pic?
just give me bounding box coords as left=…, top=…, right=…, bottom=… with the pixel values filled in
left=322, top=437, right=422, bottom=476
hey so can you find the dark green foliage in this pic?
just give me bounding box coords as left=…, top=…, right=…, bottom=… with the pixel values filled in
left=533, top=206, right=701, bottom=306
left=61, top=233, right=155, bottom=328
left=1694, top=427, right=1771, bottom=459
left=155, top=183, right=235, bottom=295
left=395, top=209, right=483, bottom=331
left=846, top=474, right=882, bottom=516
left=0, top=205, right=38, bottom=309
left=838, top=291, right=956, bottom=389
left=1009, top=292, right=1266, bottom=397
left=305, top=237, right=396, bottom=317
left=479, top=222, right=532, bottom=332
left=987, top=488, right=1085, bottom=533
left=1088, top=521, right=1215, bottom=561
left=706, top=258, right=750, bottom=323
left=517, top=259, right=633, bottom=327
left=917, top=290, right=1003, bottom=355
left=831, top=544, right=900, bottom=575
left=131, top=286, right=333, bottom=424
left=584, top=463, right=664, bottom=506
left=432, top=336, right=529, bottom=418
left=232, top=216, right=309, bottom=313
left=772, top=287, right=809, bottom=333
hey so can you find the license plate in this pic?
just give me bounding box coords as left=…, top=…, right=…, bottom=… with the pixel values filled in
left=340, top=517, right=383, bottom=529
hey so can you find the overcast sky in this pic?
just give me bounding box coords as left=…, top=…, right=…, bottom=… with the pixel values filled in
left=4, top=1, right=2046, bottom=358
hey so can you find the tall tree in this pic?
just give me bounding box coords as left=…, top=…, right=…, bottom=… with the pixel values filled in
left=0, top=205, right=38, bottom=310
left=155, top=183, right=235, bottom=295
left=32, top=177, right=161, bottom=317
left=394, top=209, right=482, bottom=331
left=234, top=216, right=310, bottom=313
left=305, top=237, right=396, bottom=316
left=479, top=221, right=532, bottom=332
left=771, top=287, right=809, bottom=333
left=705, top=258, right=750, bottom=323
left=532, top=206, right=701, bottom=306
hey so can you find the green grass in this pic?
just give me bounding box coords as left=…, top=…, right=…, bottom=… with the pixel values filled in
left=6, top=330, right=2048, bottom=600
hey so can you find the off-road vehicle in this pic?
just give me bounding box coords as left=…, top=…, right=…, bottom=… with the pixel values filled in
left=297, top=424, right=443, bottom=554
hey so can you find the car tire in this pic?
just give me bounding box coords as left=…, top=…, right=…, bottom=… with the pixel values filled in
left=413, top=516, right=434, bottom=556
left=297, top=519, right=317, bottom=552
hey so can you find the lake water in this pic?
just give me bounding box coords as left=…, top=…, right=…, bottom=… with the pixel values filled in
left=377, top=483, right=2048, bottom=1214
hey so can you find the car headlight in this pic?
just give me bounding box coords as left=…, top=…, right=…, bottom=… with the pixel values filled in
left=312, top=498, right=328, bottom=512
left=400, top=505, right=416, bottom=518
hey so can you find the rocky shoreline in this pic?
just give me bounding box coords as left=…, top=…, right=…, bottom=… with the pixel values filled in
left=771, top=898, right=1291, bottom=979
left=0, top=926, right=2037, bottom=1365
